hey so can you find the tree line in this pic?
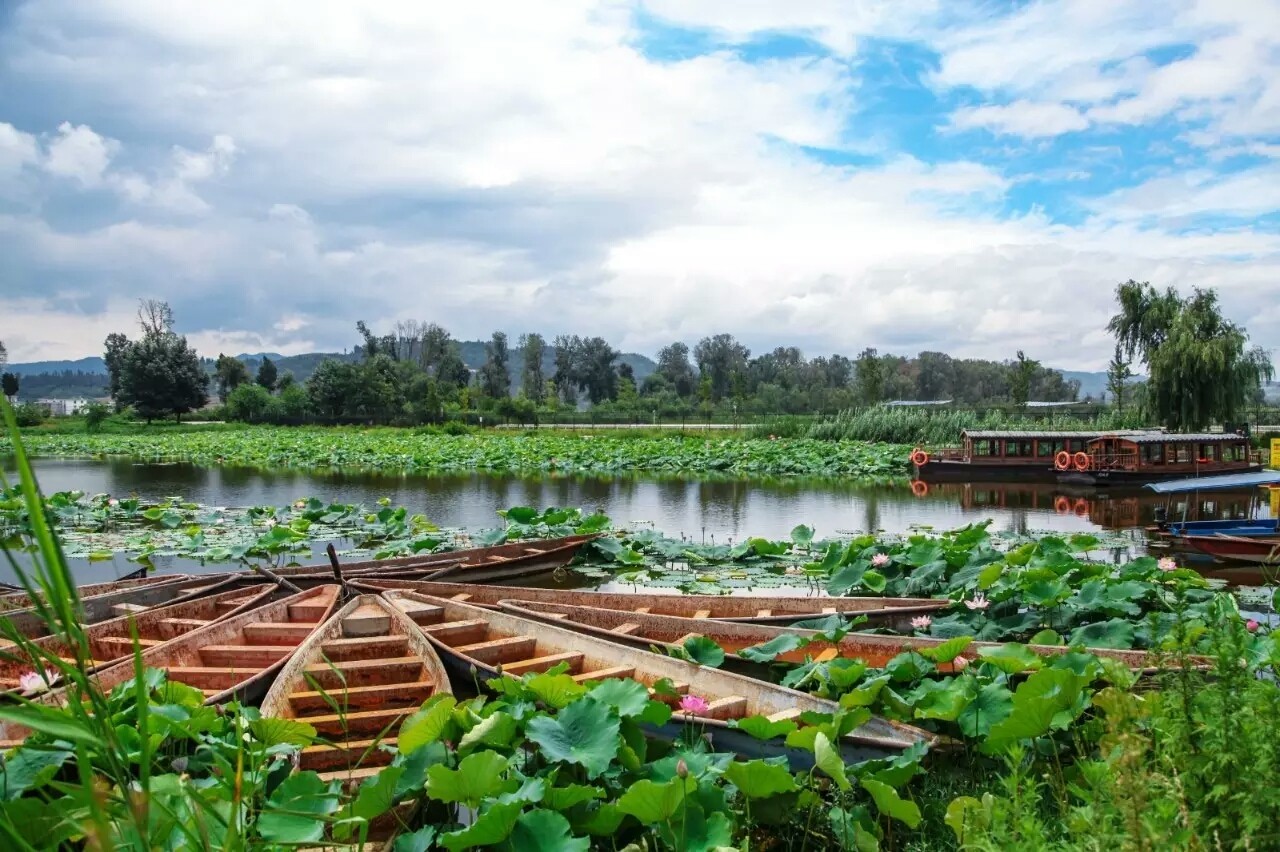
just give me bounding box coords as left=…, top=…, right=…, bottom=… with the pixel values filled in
left=72, top=281, right=1275, bottom=432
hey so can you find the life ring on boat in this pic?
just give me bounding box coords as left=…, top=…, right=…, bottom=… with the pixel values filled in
left=1073, top=498, right=1089, bottom=517
left=1073, top=452, right=1091, bottom=472
left=911, top=480, right=929, bottom=498
left=1054, top=451, right=1071, bottom=470
left=1054, top=496, right=1071, bottom=514
left=910, top=448, right=929, bottom=466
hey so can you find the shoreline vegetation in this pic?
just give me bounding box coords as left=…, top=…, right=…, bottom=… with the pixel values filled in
left=3, top=404, right=1280, bottom=849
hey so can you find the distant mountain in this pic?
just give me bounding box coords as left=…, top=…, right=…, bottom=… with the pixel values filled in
left=6, top=357, right=107, bottom=376
left=1057, top=370, right=1112, bottom=401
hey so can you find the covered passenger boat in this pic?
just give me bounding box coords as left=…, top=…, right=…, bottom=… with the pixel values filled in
left=913, top=430, right=1152, bottom=483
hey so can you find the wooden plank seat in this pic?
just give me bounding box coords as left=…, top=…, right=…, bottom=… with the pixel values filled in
left=301, top=657, right=424, bottom=690
left=319, top=635, right=408, bottom=661
left=454, top=636, right=536, bottom=664
left=502, top=652, right=584, bottom=676
left=199, top=645, right=292, bottom=668
left=301, top=736, right=397, bottom=773
left=287, top=681, right=436, bottom=713
left=242, top=622, right=316, bottom=644
left=304, top=707, right=412, bottom=737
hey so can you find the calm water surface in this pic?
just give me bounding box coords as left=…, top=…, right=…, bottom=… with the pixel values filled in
left=9, top=458, right=1269, bottom=584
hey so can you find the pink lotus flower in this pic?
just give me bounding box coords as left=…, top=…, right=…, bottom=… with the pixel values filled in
left=954, top=656, right=970, bottom=671
left=965, top=593, right=990, bottom=611
left=910, top=615, right=932, bottom=630
left=1247, top=619, right=1260, bottom=633
left=871, top=553, right=890, bottom=568
left=678, top=694, right=710, bottom=715
left=1157, top=557, right=1177, bottom=573
left=107, top=498, right=119, bottom=507
left=18, top=668, right=58, bottom=695
left=294, top=500, right=306, bottom=509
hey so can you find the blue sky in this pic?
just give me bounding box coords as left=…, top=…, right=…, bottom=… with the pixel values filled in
left=0, top=1, right=1277, bottom=370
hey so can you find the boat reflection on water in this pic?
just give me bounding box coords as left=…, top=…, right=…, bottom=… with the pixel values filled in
left=908, top=480, right=1265, bottom=531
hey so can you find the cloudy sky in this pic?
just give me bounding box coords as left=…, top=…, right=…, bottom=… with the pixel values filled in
left=1, top=1, right=1277, bottom=369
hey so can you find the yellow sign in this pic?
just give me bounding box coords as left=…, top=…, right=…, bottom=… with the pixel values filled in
left=1272, top=437, right=1280, bottom=469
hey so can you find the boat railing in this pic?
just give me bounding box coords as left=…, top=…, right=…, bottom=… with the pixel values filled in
left=934, top=447, right=967, bottom=461
left=1087, top=450, right=1140, bottom=471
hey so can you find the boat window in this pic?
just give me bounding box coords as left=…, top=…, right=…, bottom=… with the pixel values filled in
left=1005, top=440, right=1032, bottom=457
left=973, top=440, right=994, bottom=456
left=1198, top=443, right=1217, bottom=462
left=1225, top=442, right=1245, bottom=462
left=1174, top=444, right=1191, bottom=463
left=1143, top=444, right=1164, bottom=465
left=1036, top=441, right=1053, bottom=457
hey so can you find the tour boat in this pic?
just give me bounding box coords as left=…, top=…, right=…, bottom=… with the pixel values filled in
left=913, top=430, right=1259, bottom=486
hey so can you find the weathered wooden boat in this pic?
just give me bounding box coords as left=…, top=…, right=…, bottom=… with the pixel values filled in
left=234, top=533, right=600, bottom=586
left=381, top=590, right=932, bottom=765
left=1183, top=533, right=1280, bottom=566
left=0, top=574, right=239, bottom=639
left=0, top=573, right=192, bottom=611
left=88, top=585, right=341, bottom=705
left=0, top=584, right=278, bottom=692
left=260, top=595, right=452, bottom=786
left=354, top=578, right=947, bottom=630
left=500, top=600, right=1201, bottom=676
left=915, top=430, right=1260, bottom=486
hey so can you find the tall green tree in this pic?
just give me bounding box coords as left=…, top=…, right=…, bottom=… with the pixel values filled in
left=256, top=356, right=278, bottom=392
left=116, top=302, right=208, bottom=422
left=214, top=354, right=251, bottom=402
left=1106, top=344, right=1134, bottom=412
left=1108, top=280, right=1273, bottom=430
left=104, top=333, right=132, bottom=404
left=479, top=332, right=511, bottom=399
left=693, top=334, right=749, bottom=402
left=855, top=347, right=884, bottom=406
left=1, top=372, right=17, bottom=402
left=519, top=333, right=546, bottom=403
left=306, top=359, right=360, bottom=418
left=1009, top=350, right=1040, bottom=406
left=655, top=342, right=697, bottom=397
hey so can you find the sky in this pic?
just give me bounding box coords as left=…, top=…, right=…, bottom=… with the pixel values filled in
left=0, top=1, right=1278, bottom=370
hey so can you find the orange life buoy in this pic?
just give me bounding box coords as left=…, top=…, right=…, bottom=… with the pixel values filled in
left=1073, top=498, right=1089, bottom=517
left=1054, top=496, right=1071, bottom=514
left=1073, top=452, right=1090, bottom=472
left=1054, top=451, right=1071, bottom=471
left=911, top=480, right=929, bottom=498
left=910, top=448, right=929, bottom=467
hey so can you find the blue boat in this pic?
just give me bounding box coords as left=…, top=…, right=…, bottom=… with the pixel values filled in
left=1146, top=470, right=1280, bottom=539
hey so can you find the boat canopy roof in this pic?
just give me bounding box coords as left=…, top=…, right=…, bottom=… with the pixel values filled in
left=1144, top=470, right=1280, bottom=494
left=1099, top=432, right=1247, bottom=445
left=961, top=429, right=1153, bottom=440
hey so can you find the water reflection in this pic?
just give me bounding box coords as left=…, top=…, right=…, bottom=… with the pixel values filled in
left=8, top=458, right=1273, bottom=585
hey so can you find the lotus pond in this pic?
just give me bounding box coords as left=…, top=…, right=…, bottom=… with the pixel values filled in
left=5, top=424, right=1280, bottom=849
left=3, top=426, right=910, bottom=480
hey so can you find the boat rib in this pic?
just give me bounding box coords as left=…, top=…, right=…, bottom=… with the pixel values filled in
left=354, top=578, right=947, bottom=630
left=381, top=590, right=933, bottom=762
left=0, top=574, right=192, bottom=612
left=260, top=594, right=452, bottom=785
left=500, top=599, right=1205, bottom=674
left=89, top=585, right=341, bottom=705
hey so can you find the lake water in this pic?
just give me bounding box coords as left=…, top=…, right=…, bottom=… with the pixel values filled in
left=8, top=458, right=1270, bottom=584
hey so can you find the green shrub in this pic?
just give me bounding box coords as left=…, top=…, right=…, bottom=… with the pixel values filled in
left=12, top=402, right=45, bottom=427
left=82, top=402, right=110, bottom=432
left=225, top=383, right=276, bottom=423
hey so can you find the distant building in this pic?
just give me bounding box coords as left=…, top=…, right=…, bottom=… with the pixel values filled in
left=34, top=398, right=96, bottom=416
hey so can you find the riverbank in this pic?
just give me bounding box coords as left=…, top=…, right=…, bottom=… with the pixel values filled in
left=4, top=424, right=910, bottom=479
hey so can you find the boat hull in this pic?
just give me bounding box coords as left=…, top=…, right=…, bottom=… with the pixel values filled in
left=1184, top=535, right=1280, bottom=565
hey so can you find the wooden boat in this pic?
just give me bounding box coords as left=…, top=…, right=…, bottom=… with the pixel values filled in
left=0, top=573, right=192, bottom=611
left=381, top=590, right=932, bottom=765
left=260, top=595, right=451, bottom=785
left=354, top=578, right=947, bottom=630
left=0, top=574, right=239, bottom=639
left=88, top=585, right=341, bottom=705
left=500, top=600, right=1201, bottom=676
left=916, top=429, right=1260, bottom=486
left=251, top=533, right=601, bottom=585
left=0, top=584, right=278, bottom=692
left=1184, top=533, right=1280, bottom=566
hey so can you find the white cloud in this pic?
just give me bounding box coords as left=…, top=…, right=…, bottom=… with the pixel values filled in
left=951, top=101, right=1089, bottom=138
left=43, top=122, right=118, bottom=186
left=0, top=1, right=1276, bottom=370
left=0, top=122, right=39, bottom=176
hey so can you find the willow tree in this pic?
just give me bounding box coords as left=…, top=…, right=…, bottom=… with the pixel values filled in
left=1108, top=280, right=1272, bottom=430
